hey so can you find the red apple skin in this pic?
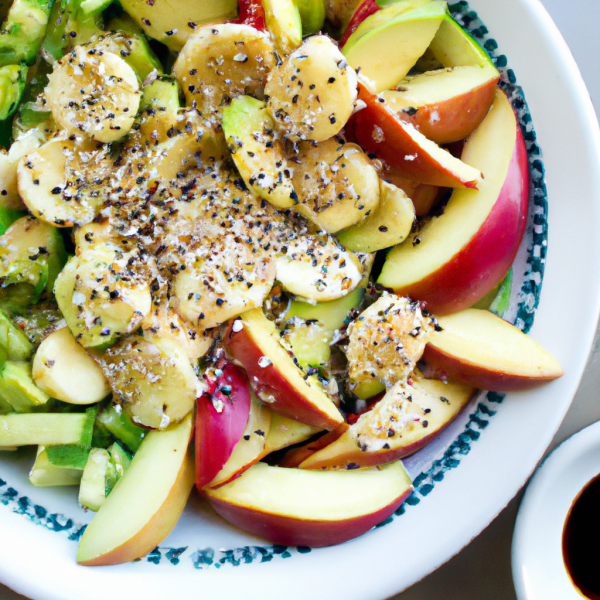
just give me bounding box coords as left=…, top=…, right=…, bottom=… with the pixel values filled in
left=353, top=84, right=480, bottom=189
left=421, top=345, right=561, bottom=391
left=229, top=0, right=266, bottom=30
left=225, top=321, right=343, bottom=430
left=394, top=77, right=500, bottom=145
left=207, top=488, right=413, bottom=548
left=339, top=0, right=380, bottom=47
left=195, top=364, right=251, bottom=490
left=388, top=121, right=529, bottom=315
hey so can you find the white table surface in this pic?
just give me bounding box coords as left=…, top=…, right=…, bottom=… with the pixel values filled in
left=2, top=1, right=599, bottom=598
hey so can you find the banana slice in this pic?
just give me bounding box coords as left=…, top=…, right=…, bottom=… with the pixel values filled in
left=291, top=138, right=380, bottom=233
left=45, top=46, right=140, bottom=143
left=95, top=335, right=199, bottom=430
left=265, top=35, right=358, bottom=142
left=54, top=242, right=155, bottom=348
left=173, top=23, right=276, bottom=115
left=17, top=136, right=110, bottom=227
left=275, top=233, right=364, bottom=302
left=0, top=128, right=46, bottom=211
left=174, top=238, right=276, bottom=329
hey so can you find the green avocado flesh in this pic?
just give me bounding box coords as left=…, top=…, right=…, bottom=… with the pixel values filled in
left=0, top=0, right=55, bottom=66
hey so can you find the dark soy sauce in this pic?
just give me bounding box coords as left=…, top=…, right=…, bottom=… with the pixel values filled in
left=563, top=474, right=600, bottom=599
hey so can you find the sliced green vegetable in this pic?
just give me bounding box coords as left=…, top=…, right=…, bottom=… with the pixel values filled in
left=0, top=216, right=68, bottom=303
left=45, top=442, right=90, bottom=469
left=139, top=74, right=179, bottom=113
left=293, top=0, right=325, bottom=36
left=489, top=268, right=513, bottom=318
left=29, top=445, right=84, bottom=486
left=287, top=288, right=364, bottom=331
left=0, top=0, right=56, bottom=66
left=0, top=63, right=26, bottom=121
left=0, top=308, right=34, bottom=364
left=79, top=447, right=110, bottom=511
left=96, top=403, right=146, bottom=451
left=0, top=411, right=89, bottom=445
left=0, top=360, right=50, bottom=411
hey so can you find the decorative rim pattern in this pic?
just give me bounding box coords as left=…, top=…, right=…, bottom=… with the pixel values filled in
left=0, top=0, right=548, bottom=571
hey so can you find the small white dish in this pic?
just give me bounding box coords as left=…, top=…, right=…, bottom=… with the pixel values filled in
left=512, top=421, right=600, bottom=600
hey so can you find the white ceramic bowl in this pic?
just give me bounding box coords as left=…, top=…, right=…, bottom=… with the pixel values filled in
left=512, top=421, right=600, bottom=600
left=2, top=0, right=600, bottom=599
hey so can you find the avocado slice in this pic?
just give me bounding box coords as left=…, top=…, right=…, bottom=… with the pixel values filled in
left=139, top=74, right=179, bottom=113
left=294, top=0, right=325, bottom=36
left=263, top=0, right=302, bottom=54
left=0, top=360, right=50, bottom=411
left=223, top=95, right=296, bottom=209
left=0, top=63, right=26, bottom=122
left=79, top=447, right=110, bottom=511
left=0, top=216, right=68, bottom=302
left=29, top=445, right=85, bottom=486
left=280, top=318, right=332, bottom=368
left=96, top=403, right=146, bottom=452
left=0, top=308, right=34, bottom=364
left=287, top=288, right=365, bottom=331
left=0, top=0, right=56, bottom=66
left=0, top=410, right=92, bottom=445
left=472, top=268, right=513, bottom=318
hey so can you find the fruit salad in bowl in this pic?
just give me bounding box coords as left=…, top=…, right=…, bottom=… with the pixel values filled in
left=0, top=0, right=562, bottom=567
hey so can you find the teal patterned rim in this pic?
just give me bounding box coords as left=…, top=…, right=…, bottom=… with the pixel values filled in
left=0, top=0, right=548, bottom=571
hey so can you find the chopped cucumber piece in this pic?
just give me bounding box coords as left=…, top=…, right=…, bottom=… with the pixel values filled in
left=0, top=411, right=89, bottom=446
left=353, top=379, right=385, bottom=400
left=79, top=447, right=110, bottom=511
left=0, top=360, right=50, bottom=411
left=108, top=441, right=131, bottom=476
left=0, top=0, right=56, bottom=66
left=0, top=63, right=26, bottom=120
left=29, top=445, right=84, bottom=486
left=79, top=0, right=111, bottom=15
left=96, top=404, right=146, bottom=452
left=45, top=443, right=90, bottom=469
left=0, top=308, right=34, bottom=364
left=104, top=457, right=117, bottom=496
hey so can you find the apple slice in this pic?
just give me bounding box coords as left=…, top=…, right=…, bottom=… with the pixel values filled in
left=378, top=90, right=529, bottom=314
left=428, top=12, right=496, bottom=69
left=225, top=309, right=344, bottom=430
left=278, top=424, right=349, bottom=468
left=76, top=413, right=194, bottom=566
left=353, top=83, right=482, bottom=188
left=263, top=412, right=323, bottom=454
left=195, top=364, right=252, bottom=490
left=382, top=64, right=500, bottom=144
left=299, top=372, right=474, bottom=470
left=422, top=309, right=563, bottom=391
left=338, top=0, right=380, bottom=47
left=204, top=460, right=413, bottom=547
left=342, top=0, right=446, bottom=92
left=207, top=394, right=272, bottom=489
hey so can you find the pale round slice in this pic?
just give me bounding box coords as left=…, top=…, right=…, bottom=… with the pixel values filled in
left=45, top=46, right=140, bottom=143
left=96, top=336, right=199, bottom=430
left=32, top=327, right=110, bottom=405
left=275, top=234, right=364, bottom=302
left=266, top=35, right=358, bottom=142
left=173, top=23, right=276, bottom=115
left=17, top=137, right=109, bottom=227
